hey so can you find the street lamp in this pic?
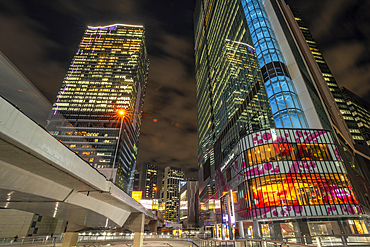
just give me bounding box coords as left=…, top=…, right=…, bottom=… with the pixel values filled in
left=110, top=109, right=126, bottom=181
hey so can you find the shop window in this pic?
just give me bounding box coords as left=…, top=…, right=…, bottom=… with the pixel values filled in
left=280, top=222, right=296, bottom=238
left=246, top=174, right=357, bottom=208
left=246, top=143, right=332, bottom=166
left=308, top=221, right=341, bottom=236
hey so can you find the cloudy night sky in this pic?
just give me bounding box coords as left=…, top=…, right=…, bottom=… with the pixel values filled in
left=0, top=0, right=369, bottom=179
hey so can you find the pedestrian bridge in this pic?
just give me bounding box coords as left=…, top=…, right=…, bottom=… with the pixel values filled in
left=0, top=95, right=156, bottom=228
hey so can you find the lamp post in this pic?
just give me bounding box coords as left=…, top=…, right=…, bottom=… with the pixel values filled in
left=110, top=109, right=125, bottom=182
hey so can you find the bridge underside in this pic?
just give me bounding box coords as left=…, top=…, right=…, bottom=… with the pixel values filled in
left=0, top=97, right=156, bottom=228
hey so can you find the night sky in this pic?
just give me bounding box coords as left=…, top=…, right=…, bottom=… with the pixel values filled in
left=0, top=0, right=369, bottom=179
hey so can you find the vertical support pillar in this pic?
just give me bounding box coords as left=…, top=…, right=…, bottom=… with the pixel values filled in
left=239, top=221, right=245, bottom=239
left=62, top=222, right=85, bottom=247
left=61, top=232, right=79, bottom=247
left=226, top=193, right=234, bottom=240
left=252, top=220, right=260, bottom=238
left=221, top=224, right=225, bottom=240
left=216, top=224, right=220, bottom=239
left=123, top=213, right=145, bottom=247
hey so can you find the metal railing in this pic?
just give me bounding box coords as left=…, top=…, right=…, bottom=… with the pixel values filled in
left=0, top=236, right=61, bottom=246
left=2, top=234, right=370, bottom=246
left=194, top=238, right=311, bottom=247
left=195, top=234, right=370, bottom=246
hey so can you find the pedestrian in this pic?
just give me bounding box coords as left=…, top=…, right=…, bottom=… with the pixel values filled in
left=14, top=235, right=18, bottom=242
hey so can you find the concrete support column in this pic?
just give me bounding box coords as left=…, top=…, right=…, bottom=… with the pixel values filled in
left=252, top=220, right=260, bottom=238
left=226, top=194, right=234, bottom=240
left=221, top=224, right=225, bottom=240
left=238, top=221, right=245, bottom=239
left=62, top=222, right=85, bottom=247
left=123, top=213, right=145, bottom=247
left=61, top=232, right=79, bottom=247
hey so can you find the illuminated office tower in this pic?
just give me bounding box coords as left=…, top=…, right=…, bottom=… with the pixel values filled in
left=48, top=24, right=149, bottom=193
left=195, top=0, right=370, bottom=241
left=161, top=167, right=184, bottom=223
left=290, top=7, right=365, bottom=144
left=133, top=163, right=158, bottom=199
left=341, top=87, right=370, bottom=147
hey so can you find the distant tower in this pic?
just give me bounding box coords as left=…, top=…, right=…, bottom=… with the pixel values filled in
left=48, top=24, right=149, bottom=193
left=133, top=163, right=159, bottom=199
left=161, top=167, right=185, bottom=223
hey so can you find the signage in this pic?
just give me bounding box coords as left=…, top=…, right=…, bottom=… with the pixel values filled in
left=131, top=191, right=142, bottom=203
left=140, top=199, right=153, bottom=209
left=220, top=153, right=235, bottom=172
left=271, top=129, right=277, bottom=141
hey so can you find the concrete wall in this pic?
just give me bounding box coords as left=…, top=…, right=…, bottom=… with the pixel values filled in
left=0, top=209, right=33, bottom=238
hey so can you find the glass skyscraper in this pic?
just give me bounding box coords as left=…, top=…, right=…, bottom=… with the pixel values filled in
left=195, top=0, right=370, bottom=241
left=161, top=167, right=185, bottom=223
left=47, top=24, right=149, bottom=193
left=133, top=163, right=158, bottom=199
left=290, top=7, right=365, bottom=145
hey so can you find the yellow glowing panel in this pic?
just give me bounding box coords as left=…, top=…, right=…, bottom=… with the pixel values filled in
left=131, top=191, right=142, bottom=203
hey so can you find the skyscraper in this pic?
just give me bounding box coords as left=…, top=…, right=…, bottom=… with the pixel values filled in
left=179, top=180, right=199, bottom=229
left=161, top=167, right=185, bottom=223
left=194, top=0, right=370, bottom=241
left=133, top=163, right=159, bottom=199
left=48, top=24, right=149, bottom=193
left=341, top=87, right=370, bottom=147
left=290, top=7, right=365, bottom=144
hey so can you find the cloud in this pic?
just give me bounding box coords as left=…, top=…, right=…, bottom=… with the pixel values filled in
left=323, top=41, right=370, bottom=96
left=0, top=0, right=198, bottom=178
left=136, top=33, right=198, bottom=178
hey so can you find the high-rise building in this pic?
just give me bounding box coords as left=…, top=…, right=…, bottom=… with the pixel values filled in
left=161, top=167, right=185, bottom=223
left=194, top=0, right=370, bottom=241
left=341, top=87, right=370, bottom=147
left=133, top=163, right=159, bottom=199
left=179, top=180, right=199, bottom=229
left=48, top=24, right=149, bottom=193
left=290, top=7, right=365, bottom=144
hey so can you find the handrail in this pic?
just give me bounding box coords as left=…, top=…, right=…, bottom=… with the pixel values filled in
left=194, top=236, right=312, bottom=247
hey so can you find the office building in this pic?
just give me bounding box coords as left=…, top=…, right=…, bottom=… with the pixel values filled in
left=290, top=7, right=365, bottom=144
left=179, top=180, right=199, bottom=229
left=133, top=163, right=159, bottom=199
left=194, top=0, right=370, bottom=241
left=161, top=167, right=185, bottom=223
left=47, top=24, right=149, bottom=193
left=341, top=87, right=370, bottom=147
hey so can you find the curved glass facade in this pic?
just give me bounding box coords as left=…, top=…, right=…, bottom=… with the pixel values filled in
left=200, top=129, right=362, bottom=224
left=241, top=0, right=307, bottom=128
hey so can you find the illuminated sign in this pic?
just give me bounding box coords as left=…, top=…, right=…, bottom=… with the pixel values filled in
left=152, top=199, right=159, bottom=210
left=271, top=129, right=277, bottom=141
left=208, top=199, right=215, bottom=209
left=140, top=199, right=152, bottom=209
left=131, top=191, right=142, bottom=203
left=215, top=199, right=221, bottom=209
left=220, top=153, right=235, bottom=172
left=180, top=201, right=188, bottom=210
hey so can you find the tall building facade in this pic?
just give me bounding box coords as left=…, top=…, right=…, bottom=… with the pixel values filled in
left=341, top=87, right=370, bottom=147
left=194, top=0, right=370, bottom=241
left=48, top=24, right=149, bottom=193
left=290, top=7, right=365, bottom=145
left=133, top=163, right=159, bottom=199
left=179, top=180, right=199, bottom=229
left=161, top=167, right=185, bottom=223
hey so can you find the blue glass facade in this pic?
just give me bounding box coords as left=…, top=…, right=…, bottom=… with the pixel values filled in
left=241, top=0, right=307, bottom=128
